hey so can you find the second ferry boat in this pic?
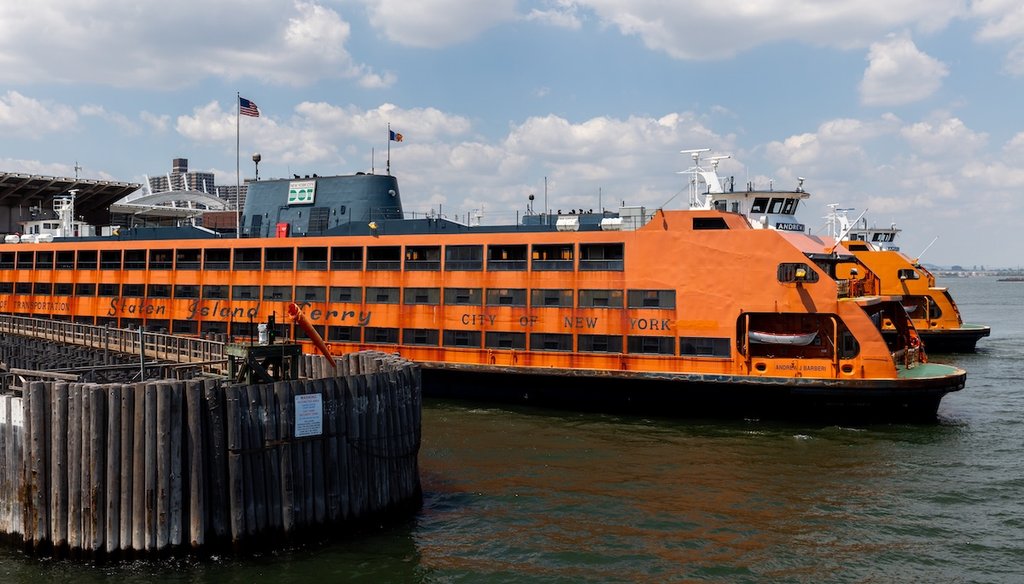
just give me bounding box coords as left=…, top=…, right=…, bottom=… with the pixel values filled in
left=1, top=171, right=966, bottom=420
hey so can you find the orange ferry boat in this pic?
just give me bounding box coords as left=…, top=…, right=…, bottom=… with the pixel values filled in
left=682, top=149, right=990, bottom=353
left=0, top=172, right=966, bottom=420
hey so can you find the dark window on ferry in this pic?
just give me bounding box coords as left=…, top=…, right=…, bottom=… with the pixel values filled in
left=234, top=248, right=262, bottom=271
left=308, top=207, right=330, bottom=235
left=406, top=246, right=441, bottom=271
left=249, top=214, right=263, bottom=237
left=579, top=289, right=624, bottom=308
left=98, top=283, right=119, bottom=297
left=768, top=198, right=785, bottom=214
left=897, top=268, right=920, bottom=281
left=365, top=327, right=399, bottom=344
left=530, top=333, right=573, bottom=352
left=487, top=244, right=527, bottom=271
left=174, top=285, right=199, bottom=299
left=121, top=318, right=143, bottom=331
left=328, top=326, right=361, bottom=342
left=692, top=217, right=728, bottom=230
left=16, top=251, right=34, bottom=269
left=367, top=246, right=401, bottom=271
left=75, top=284, right=95, bottom=296
left=296, top=286, right=326, bottom=302
left=262, top=286, right=292, bottom=301
left=100, top=250, right=123, bottom=270
left=531, top=289, right=573, bottom=308
left=367, top=287, right=400, bottom=304
left=627, top=290, right=676, bottom=309
left=680, top=337, right=730, bottom=358
left=56, top=251, right=74, bottom=270
left=777, top=263, right=819, bottom=283
left=627, top=336, right=675, bottom=355
left=532, top=244, right=574, bottom=271
left=15, top=282, right=31, bottom=294
left=330, top=246, right=363, bottom=270
left=95, top=317, right=117, bottom=327
left=265, top=248, right=293, bottom=271
left=176, top=249, right=201, bottom=270
left=330, top=287, right=362, bottom=303
left=403, top=328, right=439, bottom=346
left=485, top=331, right=526, bottom=350
left=73, top=316, right=94, bottom=326
left=579, top=243, right=624, bottom=271
left=35, top=251, right=54, bottom=269
left=203, top=285, right=228, bottom=299
left=146, top=320, right=170, bottom=333
left=297, top=247, right=327, bottom=271
left=404, top=287, right=440, bottom=305
left=445, top=245, right=483, bottom=271
left=147, top=284, right=170, bottom=298
left=124, top=250, right=146, bottom=270
left=781, top=199, right=798, bottom=215
left=201, top=321, right=228, bottom=336
left=0, top=252, right=13, bottom=269
left=750, top=197, right=769, bottom=213
left=443, top=330, right=481, bottom=348
left=149, top=250, right=172, bottom=270
left=123, top=284, right=144, bottom=297
left=0, top=282, right=12, bottom=294
left=578, top=334, right=623, bottom=353
left=232, top=286, right=259, bottom=300
left=486, top=288, right=526, bottom=307
left=75, top=250, right=97, bottom=270
left=204, top=249, right=230, bottom=270
left=443, top=288, right=482, bottom=306
left=33, top=283, right=52, bottom=295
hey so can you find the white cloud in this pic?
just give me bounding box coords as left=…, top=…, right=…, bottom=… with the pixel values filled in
left=0, top=91, right=78, bottom=136
left=859, top=34, right=949, bottom=106
left=359, top=0, right=517, bottom=48
left=525, top=1, right=583, bottom=30
left=899, top=116, right=988, bottom=156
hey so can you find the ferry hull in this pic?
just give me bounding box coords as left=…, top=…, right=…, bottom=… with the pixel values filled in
left=421, top=363, right=967, bottom=423
left=884, top=324, right=991, bottom=353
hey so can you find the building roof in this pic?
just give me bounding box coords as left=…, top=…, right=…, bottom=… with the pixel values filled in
left=0, top=172, right=141, bottom=224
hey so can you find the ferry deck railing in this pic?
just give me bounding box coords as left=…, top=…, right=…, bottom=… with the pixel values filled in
left=0, top=315, right=228, bottom=376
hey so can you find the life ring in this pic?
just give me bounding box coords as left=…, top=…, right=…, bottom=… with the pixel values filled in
left=909, top=336, right=921, bottom=350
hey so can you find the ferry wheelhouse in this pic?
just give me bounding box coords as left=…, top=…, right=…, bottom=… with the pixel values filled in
left=0, top=172, right=966, bottom=420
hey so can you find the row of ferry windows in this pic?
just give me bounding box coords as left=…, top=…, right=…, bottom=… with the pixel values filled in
left=0, top=242, right=625, bottom=272
left=0, top=282, right=676, bottom=309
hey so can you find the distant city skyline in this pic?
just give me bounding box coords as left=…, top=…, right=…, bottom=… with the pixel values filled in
left=1, top=1, right=1022, bottom=266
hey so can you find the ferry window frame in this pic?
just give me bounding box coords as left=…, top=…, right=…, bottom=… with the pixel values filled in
left=366, top=246, right=401, bottom=271
left=403, top=287, right=441, bottom=305
left=777, top=262, right=819, bottom=284
left=0, top=282, right=12, bottom=294
left=262, top=286, right=293, bottom=302
left=405, top=245, right=442, bottom=271
left=55, top=250, right=75, bottom=270
left=296, top=286, right=327, bottom=302
left=146, top=320, right=170, bottom=333
left=485, top=331, right=527, bottom=350
left=627, top=289, right=676, bottom=309
left=122, top=284, right=145, bottom=297
left=0, top=251, right=14, bottom=269
left=149, top=249, right=173, bottom=270
left=123, top=249, right=147, bottom=270
left=76, top=250, right=98, bottom=270
left=15, top=282, right=31, bottom=294
left=627, top=335, right=676, bottom=355
left=365, top=327, right=399, bottom=344
left=146, top=284, right=171, bottom=299
left=579, top=243, right=625, bottom=271
left=768, top=198, right=785, bottom=214
left=265, top=247, right=294, bottom=271
left=201, top=321, right=228, bottom=336
left=680, top=336, right=730, bottom=358
left=329, top=286, right=362, bottom=303
left=203, top=285, right=229, bottom=300
left=692, top=217, right=729, bottom=230
left=175, top=249, right=201, bottom=270
left=578, top=289, right=624, bottom=308
left=366, top=286, right=400, bottom=304
left=100, top=250, right=122, bottom=270
left=328, top=326, right=361, bottom=342
left=750, top=197, right=769, bottom=213
left=403, top=328, right=439, bottom=346
left=33, top=282, right=52, bottom=295
left=35, top=251, right=54, bottom=269
left=330, top=246, right=363, bottom=270
left=578, top=334, right=623, bottom=353
left=531, top=244, right=574, bottom=271
left=443, top=329, right=482, bottom=348
left=52, top=282, right=71, bottom=295
left=782, top=199, right=798, bottom=215
left=487, top=244, right=528, bottom=271
left=74, top=283, right=95, bottom=296
left=297, top=246, right=328, bottom=271
left=530, top=332, right=573, bottom=352
left=486, top=288, right=527, bottom=307
left=97, top=283, right=120, bottom=297
left=16, top=251, right=34, bottom=269
left=443, top=287, right=482, bottom=306
left=204, top=249, right=230, bottom=270
left=531, top=289, right=573, bottom=308
left=445, top=245, right=484, bottom=271
left=174, top=285, right=199, bottom=299
left=234, top=247, right=263, bottom=271
left=232, top=285, right=260, bottom=300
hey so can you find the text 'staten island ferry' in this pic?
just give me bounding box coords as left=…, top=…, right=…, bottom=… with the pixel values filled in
left=680, top=148, right=990, bottom=353
left=0, top=169, right=966, bottom=421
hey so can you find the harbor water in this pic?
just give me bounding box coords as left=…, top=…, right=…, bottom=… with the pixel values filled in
left=1, top=276, right=1021, bottom=583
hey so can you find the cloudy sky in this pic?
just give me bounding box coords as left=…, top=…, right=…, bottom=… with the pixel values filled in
left=2, top=0, right=1022, bottom=267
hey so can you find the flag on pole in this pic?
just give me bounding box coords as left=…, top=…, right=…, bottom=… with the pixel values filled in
left=239, top=97, right=260, bottom=117
left=389, top=129, right=403, bottom=142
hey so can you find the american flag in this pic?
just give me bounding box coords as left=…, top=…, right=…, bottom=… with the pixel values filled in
left=239, top=97, right=260, bottom=117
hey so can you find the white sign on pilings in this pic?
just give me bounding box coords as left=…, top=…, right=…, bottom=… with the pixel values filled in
left=294, top=393, right=323, bottom=438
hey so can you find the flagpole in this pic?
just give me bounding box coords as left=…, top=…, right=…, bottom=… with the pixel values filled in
left=235, top=91, right=241, bottom=238
left=387, top=122, right=391, bottom=176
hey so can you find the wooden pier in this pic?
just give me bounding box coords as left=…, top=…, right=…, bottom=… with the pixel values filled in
left=0, top=351, right=422, bottom=557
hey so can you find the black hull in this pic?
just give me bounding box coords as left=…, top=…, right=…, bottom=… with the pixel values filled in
left=420, top=364, right=966, bottom=424
left=884, top=326, right=991, bottom=353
